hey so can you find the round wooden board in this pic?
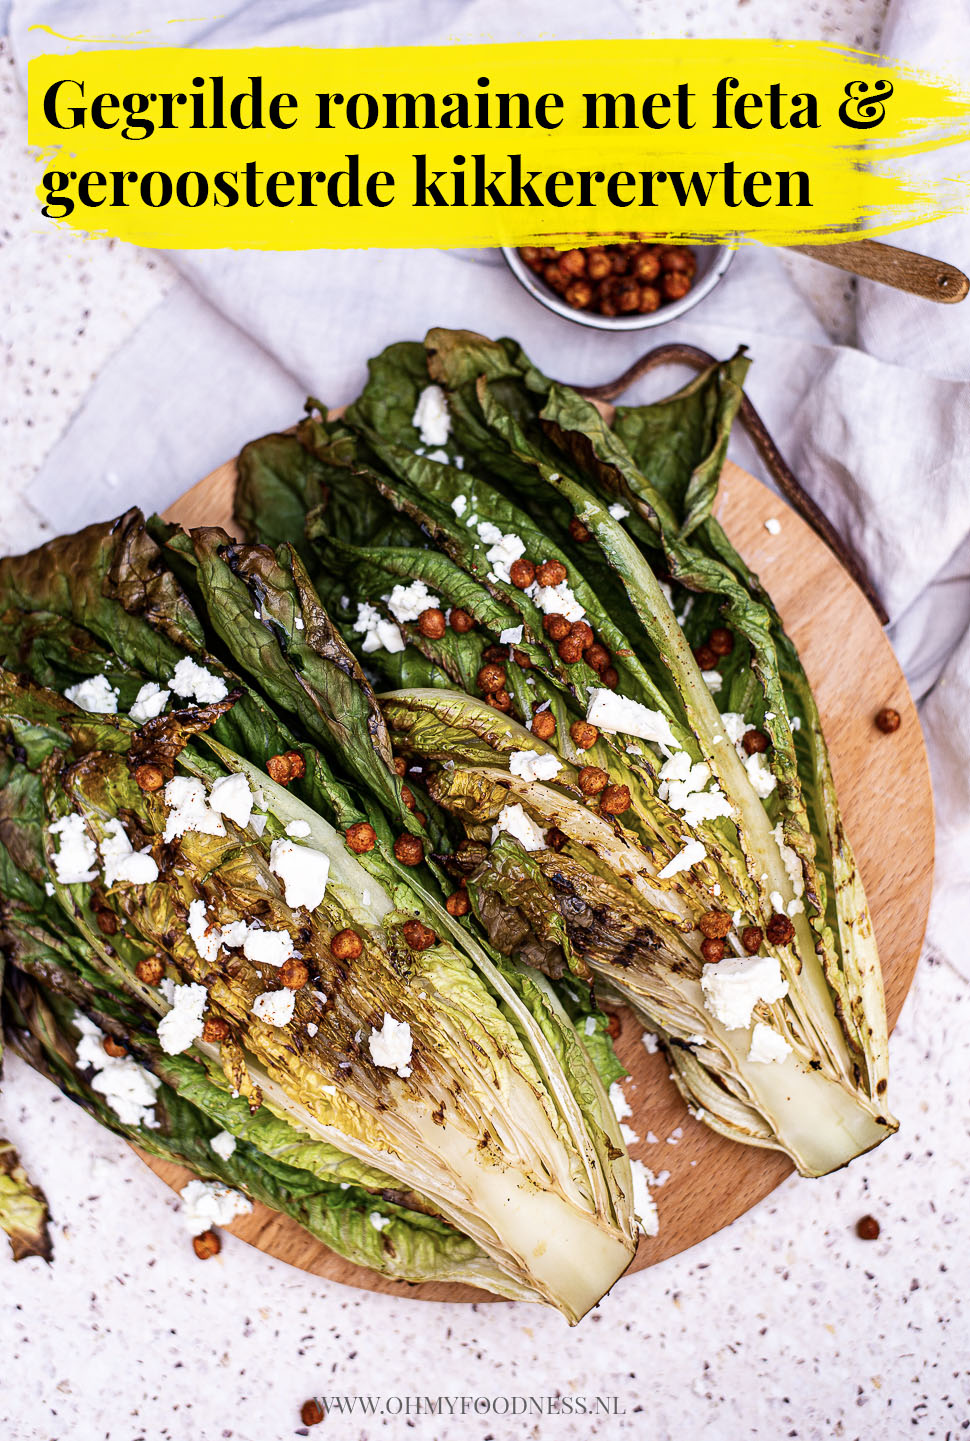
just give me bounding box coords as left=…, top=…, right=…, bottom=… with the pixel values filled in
left=143, top=454, right=934, bottom=1305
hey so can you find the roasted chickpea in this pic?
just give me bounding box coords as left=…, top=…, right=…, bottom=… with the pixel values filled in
left=585, top=248, right=612, bottom=280
left=535, top=559, right=568, bottom=588
left=569, top=619, right=594, bottom=648
left=544, top=262, right=568, bottom=293
left=202, top=1016, right=230, bottom=1044
left=875, top=707, right=901, bottom=734
left=512, top=648, right=532, bottom=670
left=477, top=663, right=507, bottom=694
left=393, top=833, right=424, bottom=867
left=403, top=918, right=436, bottom=950
left=135, top=954, right=164, bottom=987
left=698, top=910, right=732, bottom=939
left=600, top=666, right=619, bottom=690
left=331, top=928, right=363, bottom=960
left=531, top=709, right=557, bottom=740
left=569, top=515, right=593, bottom=543
left=610, top=248, right=631, bottom=275
left=637, top=285, right=662, bottom=314
left=660, top=245, right=697, bottom=276
left=632, top=251, right=661, bottom=282
left=578, top=765, right=609, bottom=796
left=564, top=280, right=594, bottom=310
left=700, top=937, right=725, bottom=963
left=449, top=607, right=475, bottom=633
left=557, top=634, right=585, bottom=664
left=600, top=784, right=631, bottom=816
left=280, top=957, right=309, bottom=990
left=417, top=607, right=446, bottom=639
left=709, top=627, right=735, bottom=657
left=519, top=246, right=543, bottom=270
left=661, top=270, right=692, bottom=302
left=300, top=1399, right=326, bottom=1427
left=766, top=912, right=796, bottom=946
left=542, top=613, right=571, bottom=642
left=488, top=689, right=513, bottom=713
left=193, top=1230, right=221, bottom=1260
left=401, top=785, right=416, bottom=812
left=392, top=756, right=407, bottom=777
left=445, top=890, right=470, bottom=917
left=544, top=826, right=568, bottom=852
left=560, top=249, right=587, bottom=277
left=616, top=279, right=641, bottom=313
left=266, top=753, right=294, bottom=785
left=742, top=729, right=769, bottom=756
left=692, top=643, right=717, bottom=670
left=133, top=763, right=165, bottom=792
left=102, top=1035, right=126, bottom=1059
left=345, top=822, right=377, bottom=853
left=570, top=720, right=598, bottom=751
left=584, top=643, right=611, bottom=674
left=740, top=925, right=763, bottom=955
left=509, top=557, right=536, bottom=589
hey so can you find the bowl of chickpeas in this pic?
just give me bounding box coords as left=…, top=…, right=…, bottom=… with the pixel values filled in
left=502, top=240, right=735, bottom=330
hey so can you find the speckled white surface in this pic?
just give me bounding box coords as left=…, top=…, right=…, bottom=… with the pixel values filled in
left=3, top=2, right=970, bottom=1438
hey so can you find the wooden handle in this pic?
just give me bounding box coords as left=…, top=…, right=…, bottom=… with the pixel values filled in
left=789, top=239, right=969, bottom=304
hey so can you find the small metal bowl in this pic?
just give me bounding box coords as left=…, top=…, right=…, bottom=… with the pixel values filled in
left=502, top=243, right=735, bottom=331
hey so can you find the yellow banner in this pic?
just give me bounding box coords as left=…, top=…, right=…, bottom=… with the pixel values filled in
left=26, top=38, right=970, bottom=249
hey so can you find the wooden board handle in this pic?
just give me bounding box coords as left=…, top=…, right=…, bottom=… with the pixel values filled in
left=789, top=238, right=969, bottom=303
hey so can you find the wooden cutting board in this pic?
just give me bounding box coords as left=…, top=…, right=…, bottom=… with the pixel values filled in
left=138, top=454, right=933, bottom=1305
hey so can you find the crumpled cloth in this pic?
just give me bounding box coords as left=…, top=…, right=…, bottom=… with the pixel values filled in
left=8, top=0, right=970, bottom=973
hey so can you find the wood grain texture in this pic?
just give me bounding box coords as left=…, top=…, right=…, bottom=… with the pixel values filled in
left=147, top=456, right=934, bottom=1305
left=788, top=239, right=970, bottom=305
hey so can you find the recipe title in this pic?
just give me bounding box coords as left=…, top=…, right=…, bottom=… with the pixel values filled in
left=28, top=39, right=968, bottom=249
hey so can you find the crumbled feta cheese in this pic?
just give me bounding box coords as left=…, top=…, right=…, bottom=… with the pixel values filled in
left=451, top=494, right=468, bottom=518
left=179, top=1178, right=252, bottom=1234
left=583, top=1016, right=597, bottom=1036
left=368, top=1013, right=413, bottom=1078
left=129, top=681, right=170, bottom=723
left=772, top=823, right=805, bottom=899
left=412, top=384, right=450, bottom=447
left=764, top=517, right=781, bottom=535
left=629, top=1159, right=660, bottom=1236
left=476, top=522, right=526, bottom=584
left=252, top=988, right=296, bottom=1027
left=353, top=601, right=405, bottom=655
left=508, top=749, right=563, bottom=783
left=608, top=1082, right=633, bottom=1123
left=657, top=838, right=707, bottom=879
left=162, top=776, right=226, bottom=843
left=74, top=1011, right=160, bottom=1128
left=369, top=1211, right=391, bottom=1232
left=63, top=673, right=119, bottom=714
left=169, top=656, right=228, bottom=705
left=187, top=899, right=223, bottom=963
left=646, top=1131, right=659, bottom=1144
left=658, top=751, right=734, bottom=824
left=700, top=953, right=789, bottom=1030
left=702, top=669, right=723, bottom=693
left=720, top=712, right=747, bottom=747
left=209, top=1130, right=237, bottom=1161
left=790, top=716, right=802, bottom=732
left=49, top=813, right=99, bottom=884
left=219, top=920, right=250, bottom=949
left=748, top=1021, right=792, bottom=1064
left=285, top=819, right=312, bottom=838
left=386, top=579, right=439, bottom=624
left=269, top=839, right=330, bottom=910
left=527, top=578, right=585, bottom=623
left=44, top=881, right=55, bottom=896
left=99, top=819, right=158, bottom=887
left=744, top=750, right=777, bottom=799
left=294, top=616, right=305, bottom=631
left=491, top=802, right=546, bottom=852
left=157, top=980, right=208, bottom=1055
left=307, top=1022, right=319, bottom=1037
left=250, top=813, right=268, bottom=837
left=242, top=926, right=294, bottom=968
left=499, top=624, right=523, bottom=644
left=425, top=448, right=449, bottom=463
left=586, top=690, right=680, bottom=750
left=208, top=772, right=254, bottom=829
left=608, top=502, right=630, bottom=520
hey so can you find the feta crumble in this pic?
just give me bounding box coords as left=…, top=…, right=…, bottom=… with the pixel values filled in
left=491, top=802, right=546, bottom=852
left=353, top=601, right=405, bottom=655
left=629, top=1159, right=660, bottom=1236
left=162, top=776, right=226, bottom=843
left=748, top=1021, right=792, bottom=1064
left=527, top=578, right=585, bottom=623
left=99, top=819, right=158, bottom=887
left=508, top=749, right=563, bottom=783
left=49, top=813, right=98, bottom=885
left=179, top=1178, right=252, bottom=1234
left=252, top=988, right=296, bottom=1027
left=74, top=1011, right=160, bottom=1128
left=386, top=579, right=439, bottom=624
left=208, top=772, right=254, bottom=829
left=269, top=839, right=330, bottom=910
left=63, top=673, right=119, bottom=714
left=368, top=1013, right=413, bottom=1078
left=743, top=750, right=777, bottom=799
left=451, top=494, right=468, bottom=518
left=157, top=979, right=208, bottom=1055
left=477, top=522, right=526, bottom=585
left=658, top=751, right=733, bottom=825
left=285, top=819, right=312, bottom=838
left=700, top=953, right=789, bottom=1030
left=187, top=899, right=224, bottom=963
left=129, top=681, right=170, bottom=723
left=169, top=656, right=228, bottom=705
left=657, top=838, right=707, bottom=880
left=764, top=517, right=781, bottom=535
left=641, top=1033, right=659, bottom=1054
left=499, top=624, right=523, bottom=645
left=702, top=669, right=723, bottom=694
left=608, top=502, right=630, bottom=520
left=412, top=384, right=450, bottom=447
left=209, top=1130, right=237, bottom=1161
left=369, top=1211, right=391, bottom=1232
left=242, top=926, right=294, bottom=968
left=608, top=1082, right=633, bottom=1124
left=586, top=690, right=680, bottom=750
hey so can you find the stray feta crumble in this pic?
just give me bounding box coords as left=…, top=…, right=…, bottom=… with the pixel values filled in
left=499, top=624, right=523, bottom=645
left=63, top=673, right=119, bottom=714
left=608, top=1082, right=633, bottom=1124
left=451, top=494, right=468, bottom=518
left=748, top=1021, right=792, bottom=1064
left=370, top=1211, right=392, bottom=1232
left=764, top=517, right=781, bottom=535
left=49, top=813, right=99, bottom=884
left=700, top=953, right=789, bottom=1030
left=412, top=384, right=450, bottom=448
left=491, top=802, right=546, bottom=852
left=658, top=838, right=707, bottom=880
left=44, top=881, right=55, bottom=896
left=527, top=578, right=585, bottom=623
left=641, top=1033, right=659, bottom=1054
left=74, top=1011, right=160, bottom=1128
left=269, top=839, right=330, bottom=911
left=242, top=926, right=294, bottom=968
left=209, top=1130, right=237, bottom=1161
left=208, top=772, right=255, bottom=830
left=744, top=750, right=777, bottom=799
left=252, top=988, right=296, bottom=1027
left=353, top=601, right=404, bottom=655
left=306, top=1022, right=319, bottom=1037
left=629, top=1159, right=660, bottom=1236
left=285, top=819, right=312, bottom=838
left=187, top=899, right=224, bottom=963
left=129, top=681, right=170, bottom=723
left=162, top=776, right=226, bottom=843
left=368, top=1013, right=413, bottom=1078
left=99, top=819, right=158, bottom=887
left=508, top=749, right=563, bottom=783
left=583, top=1016, right=597, bottom=1036
left=179, top=1178, right=252, bottom=1234
left=702, top=669, right=723, bottom=694
left=608, top=502, right=630, bottom=520
left=294, top=616, right=305, bottom=630
left=476, top=522, right=526, bottom=584
left=586, top=690, right=680, bottom=751
left=169, top=656, right=228, bottom=705
left=386, top=579, right=439, bottom=624
left=157, top=979, right=208, bottom=1055
left=658, top=751, right=733, bottom=825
